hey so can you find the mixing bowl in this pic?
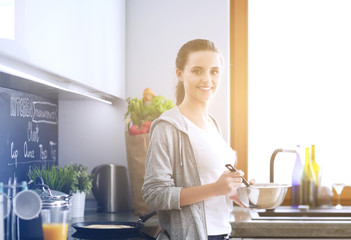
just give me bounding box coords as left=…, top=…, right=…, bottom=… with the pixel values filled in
left=237, top=183, right=290, bottom=209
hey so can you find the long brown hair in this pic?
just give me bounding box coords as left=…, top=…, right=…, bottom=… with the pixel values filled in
left=175, top=39, right=222, bottom=105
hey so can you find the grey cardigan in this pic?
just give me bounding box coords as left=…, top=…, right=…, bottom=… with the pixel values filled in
left=142, top=106, right=222, bottom=240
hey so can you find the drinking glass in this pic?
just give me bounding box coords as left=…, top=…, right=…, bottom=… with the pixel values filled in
left=332, top=183, right=346, bottom=209
left=41, top=209, right=69, bottom=240
left=0, top=193, right=3, bottom=240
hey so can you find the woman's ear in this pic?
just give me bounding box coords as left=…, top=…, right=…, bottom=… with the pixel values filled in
left=176, top=69, right=183, bottom=82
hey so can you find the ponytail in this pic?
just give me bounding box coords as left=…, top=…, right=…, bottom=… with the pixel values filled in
left=175, top=81, right=185, bottom=106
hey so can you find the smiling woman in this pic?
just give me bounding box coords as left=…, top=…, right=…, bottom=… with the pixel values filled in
left=142, top=39, right=241, bottom=240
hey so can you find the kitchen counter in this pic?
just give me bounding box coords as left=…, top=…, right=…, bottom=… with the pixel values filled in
left=231, top=206, right=351, bottom=239
left=67, top=209, right=238, bottom=240
left=68, top=206, right=351, bottom=239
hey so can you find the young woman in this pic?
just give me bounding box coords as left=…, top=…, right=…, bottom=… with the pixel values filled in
left=142, top=39, right=246, bottom=240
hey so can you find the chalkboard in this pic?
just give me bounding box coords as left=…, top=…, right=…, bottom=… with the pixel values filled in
left=0, top=86, right=58, bottom=184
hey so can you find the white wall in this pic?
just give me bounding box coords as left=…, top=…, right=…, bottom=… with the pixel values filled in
left=58, top=0, right=230, bottom=199
left=58, top=98, right=128, bottom=200
left=58, top=99, right=127, bottom=171
left=126, top=0, right=230, bottom=140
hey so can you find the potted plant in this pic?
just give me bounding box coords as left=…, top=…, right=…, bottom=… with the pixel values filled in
left=28, top=163, right=93, bottom=217
left=68, top=163, right=93, bottom=218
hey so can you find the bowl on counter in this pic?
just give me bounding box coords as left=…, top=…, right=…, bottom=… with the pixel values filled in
left=237, top=183, right=290, bottom=209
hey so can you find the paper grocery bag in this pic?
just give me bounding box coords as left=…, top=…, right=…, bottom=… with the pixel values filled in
left=125, top=128, right=152, bottom=215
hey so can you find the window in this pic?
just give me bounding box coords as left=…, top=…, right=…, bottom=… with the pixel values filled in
left=231, top=0, right=351, bottom=196
left=248, top=0, right=351, bottom=187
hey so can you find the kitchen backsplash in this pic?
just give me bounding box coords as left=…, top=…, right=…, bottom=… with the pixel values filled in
left=0, top=76, right=58, bottom=184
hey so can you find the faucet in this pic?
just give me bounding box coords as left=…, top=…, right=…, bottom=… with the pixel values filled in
left=270, top=148, right=297, bottom=183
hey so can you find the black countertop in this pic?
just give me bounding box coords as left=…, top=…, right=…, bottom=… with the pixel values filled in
left=68, top=210, right=161, bottom=240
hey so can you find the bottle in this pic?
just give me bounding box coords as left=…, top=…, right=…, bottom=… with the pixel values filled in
left=291, top=145, right=303, bottom=207
left=311, top=145, right=319, bottom=182
left=299, top=147, right=316, bottom=207
left=311, top=145, right=320, bottom=204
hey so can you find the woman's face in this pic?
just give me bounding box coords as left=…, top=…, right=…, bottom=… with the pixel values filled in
left=177, top=50, right=222, bottom=105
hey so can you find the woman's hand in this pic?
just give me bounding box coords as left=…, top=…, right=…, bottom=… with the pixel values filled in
left=179, top=172, right=253, bottom=207
left=229, top=178, right=256, bottom=207
left=213, top=170, right=244, bottom=196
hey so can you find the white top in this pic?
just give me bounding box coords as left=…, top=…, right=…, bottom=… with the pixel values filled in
left=184, top=116, right=236, bottom=235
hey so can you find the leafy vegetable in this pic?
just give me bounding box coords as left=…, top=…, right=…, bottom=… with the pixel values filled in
left=124, top=95, right=175, bottom=126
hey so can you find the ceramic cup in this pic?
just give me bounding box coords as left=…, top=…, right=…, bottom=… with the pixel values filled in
left=13, top=190, right=42, bottom=220
left=41, top=208, right=69, bottom=240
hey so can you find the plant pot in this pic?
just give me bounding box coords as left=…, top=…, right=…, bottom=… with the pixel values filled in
left=70, top=191, right=86, bottom=218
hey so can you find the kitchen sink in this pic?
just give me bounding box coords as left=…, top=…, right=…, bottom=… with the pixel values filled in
left=250, top=206, right=351, bottom=221
left=250, top=149, right=351, bottom=221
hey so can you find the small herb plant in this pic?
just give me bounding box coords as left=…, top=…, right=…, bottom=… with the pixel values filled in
left=28, top=163, right=93, bottom=194
left=70, top=164, right=93, bottom=194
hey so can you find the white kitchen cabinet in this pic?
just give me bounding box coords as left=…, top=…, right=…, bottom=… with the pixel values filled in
left=0, top=0, right=125, bottom=99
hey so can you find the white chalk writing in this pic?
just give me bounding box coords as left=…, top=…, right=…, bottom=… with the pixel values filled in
left=50, top=141, right=57, bottom=161
left=27, top=122, right=40, bottom=143
left=32, top=102, right=58, bottom=124
left=10, top=96, right=33, bottom=118
left=39, top=144, right=48, bottom=161
left=3, top=89, right=58, bottom=169
left=10, top=142, right=19, bottom=168
left=23, top=141, right=35, bottom=159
